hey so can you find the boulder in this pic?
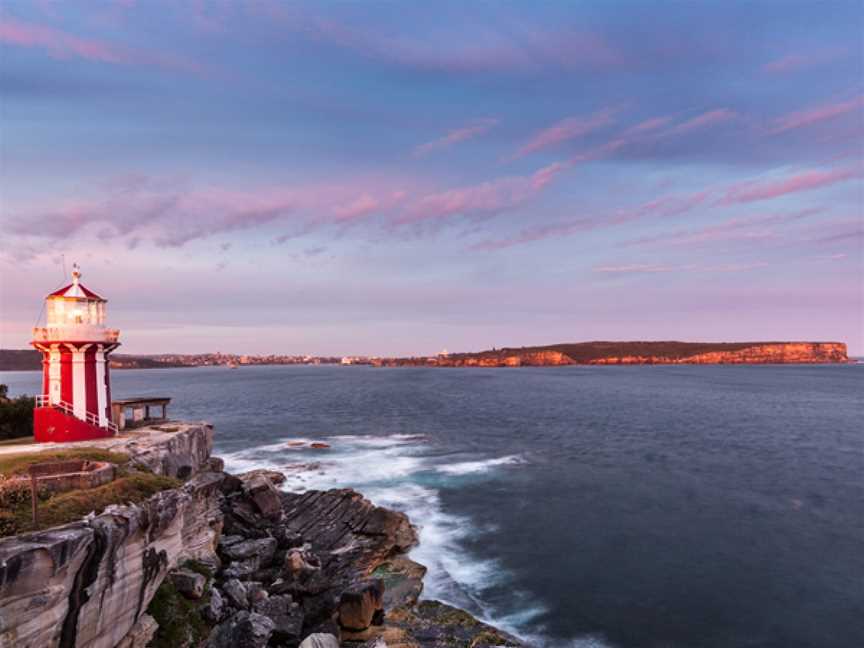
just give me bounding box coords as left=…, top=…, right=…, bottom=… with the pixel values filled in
left=254, top=593, right=303, bottom=642
left=338, top=579, right=385, bottom=632
left=310, top=442, right=331, bottom=449
left=222, top=556, right=260, bottom=579
left=237, top=468, right=287, bottom=485
left=298, top=633, right=340, bottom=648
left=223, top=537, right=277, bottom=565
left=241, top=474, right=284, bottom=520
left=207, top=610, right=274, bottom=648
left=222, top=578, right=249, bottom=609
left=170, top=568, right=207, bottom=599
left=203, top=587, right=225, bottom=624
left=245, top=581, right=269, bottom=606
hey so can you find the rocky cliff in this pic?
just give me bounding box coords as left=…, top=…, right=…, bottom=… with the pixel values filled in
left=0, top=427, right=527, bottom=648
left=0, top=469, right=223, bottom=648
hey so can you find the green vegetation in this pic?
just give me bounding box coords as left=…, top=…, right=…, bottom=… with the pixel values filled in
left=0, top=384, right=35, bottom=441
left=0, top=470, right=179, bottom=537
left=0, top=448, right=130, bottom=477
left=147, top=569, right=212, bottom=648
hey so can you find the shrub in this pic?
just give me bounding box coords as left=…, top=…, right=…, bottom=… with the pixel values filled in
left=0, top=386, right=35, bottom=441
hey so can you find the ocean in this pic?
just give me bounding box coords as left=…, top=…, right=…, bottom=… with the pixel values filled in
left=2, top=364, right=862, bottom=648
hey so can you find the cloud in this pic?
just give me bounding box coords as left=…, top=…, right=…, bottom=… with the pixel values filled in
left=593, top=262, right=768, bottom=275
left=299, top=16, right=623, bottom=75
left=720, top=167, right=860, bottom=204
left=621, top=116, right=673, bottom=137
left=762, top=49, right=845, bottom=74
left=511, top=108, right=617, bottom=159
left=4, top=164, right=564, bottom=248
left=768, top=95, right=864, bottom=134
left=625, top=208, right=822, bottom=247
left=0, top=16, right=205, bottom=74
left=412, top=118, right=498, bottom=158
left=663, top=108, right=736, bottom=137
left=472, top=187, right=711, bottom=251
left=398, top=163, right=566, bottom=225
left=333, top=194, right=382, bottom=220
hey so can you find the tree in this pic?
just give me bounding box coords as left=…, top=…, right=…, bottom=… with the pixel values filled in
left=0, top=385, right=34, bottom=440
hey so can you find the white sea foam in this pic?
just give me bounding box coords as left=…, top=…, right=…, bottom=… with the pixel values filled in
left=436, top=454, right=527, bottom=475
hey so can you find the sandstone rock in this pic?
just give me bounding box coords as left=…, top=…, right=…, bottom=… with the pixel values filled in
left=362, top=638, right=389, bottom=648
left=170, top=568, right=207, bottom=599
left=338, top=579, right=385, bottom=631
left=254, top=593, right=303, bottom=641
left=373, top=556, right=427, bottom=610
left=207, top=456, right=226, bottom=472
left=0, top=465, right=223, bottom=648
left=222, top=578, right=249, bottom=609
left=310, top=442, right=331, bottom=449
left=241, top=474, right=284, bottom=520
left=237, top=468, right=287, bottom=485
left=207, top=610, right=275, bottom=648
left=203, top=586, right=225, bottom=624
left=298, top=633, right=340, bottom=648
left=223, top=537, right=277, bottom=565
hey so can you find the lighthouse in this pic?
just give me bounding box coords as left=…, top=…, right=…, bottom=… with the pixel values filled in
left=31, top=264, right=121, bottom=442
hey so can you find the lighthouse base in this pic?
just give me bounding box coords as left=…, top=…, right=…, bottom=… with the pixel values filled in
left=34, top=407, right=115, bottom=443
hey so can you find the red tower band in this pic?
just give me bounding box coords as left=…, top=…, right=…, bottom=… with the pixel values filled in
left=30, top=265, right=121, bottom=442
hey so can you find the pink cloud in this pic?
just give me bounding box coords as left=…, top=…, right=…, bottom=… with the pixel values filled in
left=762, top=49, right=845, bottom=74
left=472, top=187, right=711, bottom=251
left=412, top=118, right=498, bottom=157
left=625, top=208, right=822, bottom=247
left=720, top=167, right=860, bottom=205
left=333, top=194, right=382, bottom=220
left=0, top=17, right=204, bottom=74
left=398, top=163, right=567, bottom=225
left=593, top=262, right=768, bottom=275
left=621, top=116, right=673, bottom=137
left=663, top=109, right=736, bottom=137
left=768, top=95, right=864, bottom=134
left=511, top=108, right=617, bottom=159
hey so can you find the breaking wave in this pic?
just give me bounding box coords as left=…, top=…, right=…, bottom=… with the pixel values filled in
left=222, top=433, right=607, bottom=647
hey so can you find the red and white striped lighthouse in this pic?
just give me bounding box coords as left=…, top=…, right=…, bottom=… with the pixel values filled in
left=31, top=264, right=121, bottom=442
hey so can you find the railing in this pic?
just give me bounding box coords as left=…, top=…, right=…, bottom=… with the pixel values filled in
left=32, top=326, right=120, bottom=343
left=34, top=395, right=119, bottom=434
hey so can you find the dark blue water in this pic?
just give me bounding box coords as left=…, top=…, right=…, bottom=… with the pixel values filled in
left=3, top=365, right=863, bottom=648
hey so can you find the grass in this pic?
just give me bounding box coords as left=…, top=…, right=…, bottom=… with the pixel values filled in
left=0, top=436, right=34, bottom=447
left=1, top=470, right=180, bottom=537
left=0, top=448, right=130, bottom=477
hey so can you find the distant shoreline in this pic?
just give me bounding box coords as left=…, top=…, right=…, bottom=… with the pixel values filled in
left=1, top=341, right=850, bottom=371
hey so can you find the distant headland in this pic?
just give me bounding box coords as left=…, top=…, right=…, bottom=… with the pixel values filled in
left=0, top=341, right=849, bottom=371
left=381, top=341, right=849, bottom=366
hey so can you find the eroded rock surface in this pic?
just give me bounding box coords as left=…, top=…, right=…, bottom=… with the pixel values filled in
left=0, top=469, right=222, bottom=648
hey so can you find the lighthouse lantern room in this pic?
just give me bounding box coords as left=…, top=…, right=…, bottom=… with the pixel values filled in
left=31, top=264, right=121, bottom=442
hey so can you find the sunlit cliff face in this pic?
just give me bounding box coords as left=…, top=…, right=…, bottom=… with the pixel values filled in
left=0, top=1, right=861, bottom=355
